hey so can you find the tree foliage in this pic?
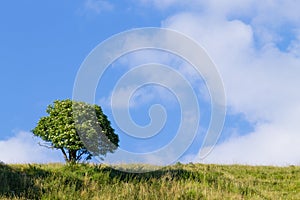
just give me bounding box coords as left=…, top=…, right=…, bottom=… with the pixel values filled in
left=32, top=99, right=119, bottom=163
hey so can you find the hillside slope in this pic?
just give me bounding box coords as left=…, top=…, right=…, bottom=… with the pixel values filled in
left=0, top=163, right=299, bottom=199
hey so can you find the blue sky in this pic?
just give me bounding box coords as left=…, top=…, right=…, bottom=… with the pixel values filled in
left=1, top=0, right=300, bottom=165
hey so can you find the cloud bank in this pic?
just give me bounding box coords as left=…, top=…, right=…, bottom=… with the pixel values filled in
left=150, top=1, right=300, bottom=165
left=0, top=131, right=63, bottom=164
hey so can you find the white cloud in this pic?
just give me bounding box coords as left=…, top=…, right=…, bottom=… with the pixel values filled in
left=156, top=2, right=300, bottom=165
left=288, top=29, right=300, bottom=57
left=101, top=49, right=205, bottom=110
left=138, top=0, right=186, bottom=9
left=140, top=0, right=300, bottom=23
left=200, top=119, right=300, bottom=166
left=140, top=0, right=300, bottom=48
left=83, top=0, right=114, bottom=14
left=96, top=44, right=207, bottom=165
left=0, top=131, right=63, bottom=164
left=92, top=0, right=300, bottom=165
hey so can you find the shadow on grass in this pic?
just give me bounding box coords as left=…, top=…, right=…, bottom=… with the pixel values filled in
left=101, top=165, right=200, bottom=183
left=0, top=163, right=204, bottom=199
left=0, top=163, right=49, bottom=199
left=61, top=163, right=201, bottom=183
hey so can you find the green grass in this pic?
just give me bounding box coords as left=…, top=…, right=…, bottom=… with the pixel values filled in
left=1, top=162, right=299, bottom=199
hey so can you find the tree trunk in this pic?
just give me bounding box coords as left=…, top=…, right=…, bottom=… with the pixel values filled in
left=68, top=150, right=77, bottom=163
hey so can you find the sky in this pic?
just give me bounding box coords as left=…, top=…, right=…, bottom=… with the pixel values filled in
left=1, top=0, right=300, bottom=166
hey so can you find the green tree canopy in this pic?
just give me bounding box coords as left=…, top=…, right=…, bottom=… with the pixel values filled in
left=32, top=99, right=119, bottom=163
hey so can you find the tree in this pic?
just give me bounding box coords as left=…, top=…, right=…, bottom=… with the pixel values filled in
left=32, top=99, right=119, bottom=163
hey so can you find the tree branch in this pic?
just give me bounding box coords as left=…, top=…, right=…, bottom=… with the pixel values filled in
left=76, top=150, right=86, bottom=161
left=60, top=148, right=69, bottom=162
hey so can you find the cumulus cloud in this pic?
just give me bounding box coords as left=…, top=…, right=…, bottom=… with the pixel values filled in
left=84, top=0, right=300, bottom=165
left=200, top=119, right=300, bottom=166
left=0, top=131, right=63, bottom=164
left=152, top=1, right=300, bottom=165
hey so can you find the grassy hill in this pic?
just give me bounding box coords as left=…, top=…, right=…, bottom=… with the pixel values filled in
left=0, top=162, right=299, bottom=199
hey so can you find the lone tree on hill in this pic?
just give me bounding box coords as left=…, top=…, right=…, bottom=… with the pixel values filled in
left=32, top=99, right=119, bottom=163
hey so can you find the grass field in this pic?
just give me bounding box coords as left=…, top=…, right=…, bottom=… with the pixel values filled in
left=0, top=162, right=299, bottom=199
